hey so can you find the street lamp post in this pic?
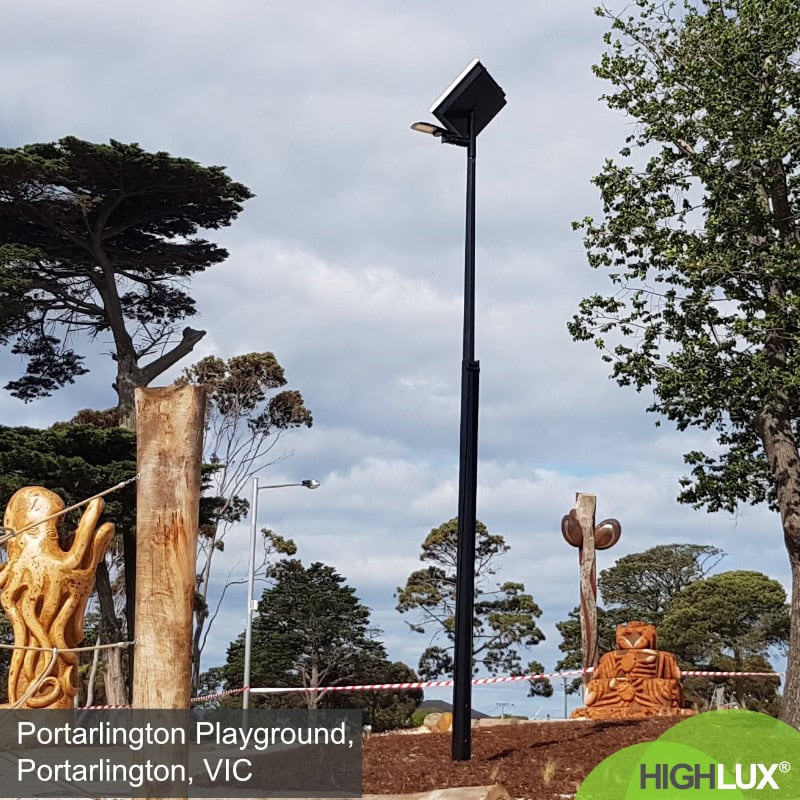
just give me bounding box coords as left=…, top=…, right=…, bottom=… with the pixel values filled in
left=242, top=477, right=320, bottom=710
left=412, top=59, right=506, bottom=761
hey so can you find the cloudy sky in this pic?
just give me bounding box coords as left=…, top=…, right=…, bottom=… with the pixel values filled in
left=0, top=1, right=791, bottom=718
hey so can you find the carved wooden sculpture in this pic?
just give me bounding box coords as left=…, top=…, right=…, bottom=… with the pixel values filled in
left=561, top=493, right=621, bottom=683
left=0, top=487, right=114, bottom=708
left=572, top=621, right=689, bottom=720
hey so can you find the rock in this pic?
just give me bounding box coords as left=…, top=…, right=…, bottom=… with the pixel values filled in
left=473, top=717, right=522, bottom=728
left=422, top=711, right=453, bottom=732
left=434, top=711, right=453, bottom=732
left=422, top=712, right=442, bottom=730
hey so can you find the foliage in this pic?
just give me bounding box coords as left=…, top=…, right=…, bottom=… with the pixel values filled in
left=326, top=659, right=423, bottom=733
left=0, top=136, right=252, bottom=421
left=396, top=518, right=546, bottom=685
left=223, top=558, right=420, bottom=725
left=0, top=423, right=136, bottom=534
left=409, top=709, right=429, bottom=728
left=683, top=653, right=783, bottom=715
left=194, top=666, right=229, bottom=708
left=598, top=543, right=724, bottom=627
left=661, top=570, right=789, bottom=714
left=570, top=0, right=800, bottom=725
left=178, top=352, right=313, bottom=692
left=558, top=552, right=788, bottom=705
left=659, top=570, right=789, bottom=665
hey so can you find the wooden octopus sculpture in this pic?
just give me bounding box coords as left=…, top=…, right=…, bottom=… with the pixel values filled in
left=572, top=620, right=691, bottom=720
left=0, top=487, right=114, bottom=708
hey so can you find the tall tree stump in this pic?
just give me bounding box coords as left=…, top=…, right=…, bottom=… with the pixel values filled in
left=132, top=385, right=205, bottom=708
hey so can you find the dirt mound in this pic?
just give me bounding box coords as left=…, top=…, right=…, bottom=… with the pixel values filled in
left=363, top=716, right=681, bottom=800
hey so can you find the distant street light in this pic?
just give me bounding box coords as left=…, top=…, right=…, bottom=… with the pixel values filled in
left=411, top=58, right=506, bottom=762
left=496, top=701, right=514, bottom=719
left=242, top=478, right=320, bottom=709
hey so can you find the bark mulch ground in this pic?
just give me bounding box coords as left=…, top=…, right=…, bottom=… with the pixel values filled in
left=362, top=717, right=682, bottom=800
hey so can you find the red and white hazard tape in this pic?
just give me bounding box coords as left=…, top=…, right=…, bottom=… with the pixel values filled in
left=81, top=688, right=247, bottom=709
left=76, top=667, right=785, bottom=708
left=250, top=668, right=585, bottom=695
left=191, top=687, right=246, bottom=704
left=249, top=667, right=785, bottom=697
left=682, top=669, right=784, bottom=678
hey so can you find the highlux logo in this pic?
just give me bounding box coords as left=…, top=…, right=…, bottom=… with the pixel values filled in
left=640, top=761, right=791, bottom=790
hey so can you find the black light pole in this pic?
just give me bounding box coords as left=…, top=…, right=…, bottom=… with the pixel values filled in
left=454, top=107, right=480, bottom=763
left=411, top=59, right=505, bottom=761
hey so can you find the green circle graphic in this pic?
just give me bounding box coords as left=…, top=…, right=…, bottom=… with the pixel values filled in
left=576, top=710, right=799, bottom=799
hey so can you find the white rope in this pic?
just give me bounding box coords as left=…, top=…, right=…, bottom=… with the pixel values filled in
left=10, top=648, right=58, bottom=709
left=0, top=639, right=136, bottom=654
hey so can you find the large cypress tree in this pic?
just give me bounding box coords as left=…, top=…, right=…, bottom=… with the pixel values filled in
left=0, top=137, right=252, bottom=424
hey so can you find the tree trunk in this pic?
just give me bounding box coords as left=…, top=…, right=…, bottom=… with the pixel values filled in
left=111, top=340, right=208, bottom=698
left=94, top=558, right=128, bottom=706
left=112, top=352, right=141, bottom=701
left=784, top=536, right=800, bottom=728
left=116, top=376, right=138, bottom=430
left=756, top=406, right=800, bottom=729
left=191, top=516, right=221, bottom=694
left=191, top=611, right=207, bottom=694
left=103, top=646, right=127, bottom=706
left=305, top=661, right=321, bottom=709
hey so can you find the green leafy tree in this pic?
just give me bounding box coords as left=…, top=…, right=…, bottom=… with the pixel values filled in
left=225, top=559, right=400, bottom=710
left=569, top=0, right=800, bottom=726
left=396, top=518, right=546, bottom=682
left=661, top=570, right=789, bottom=714
left=177, top=352, right=313, bottom=692
left=0, top=137, right=252, bottom=424
left=660, top=570, right=790, bottom=666
left=556, top=543, right=724, bottom=693
left=599, top=544, right=725, bottom=627
left=195, top=665, right=228, bottom=707
left=324, top=655, right=423, bottom=732
left=0, top=424, right=137, bottom=523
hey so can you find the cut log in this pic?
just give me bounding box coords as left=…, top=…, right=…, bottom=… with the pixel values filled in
left=132, top=385, right=205, bottom=709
